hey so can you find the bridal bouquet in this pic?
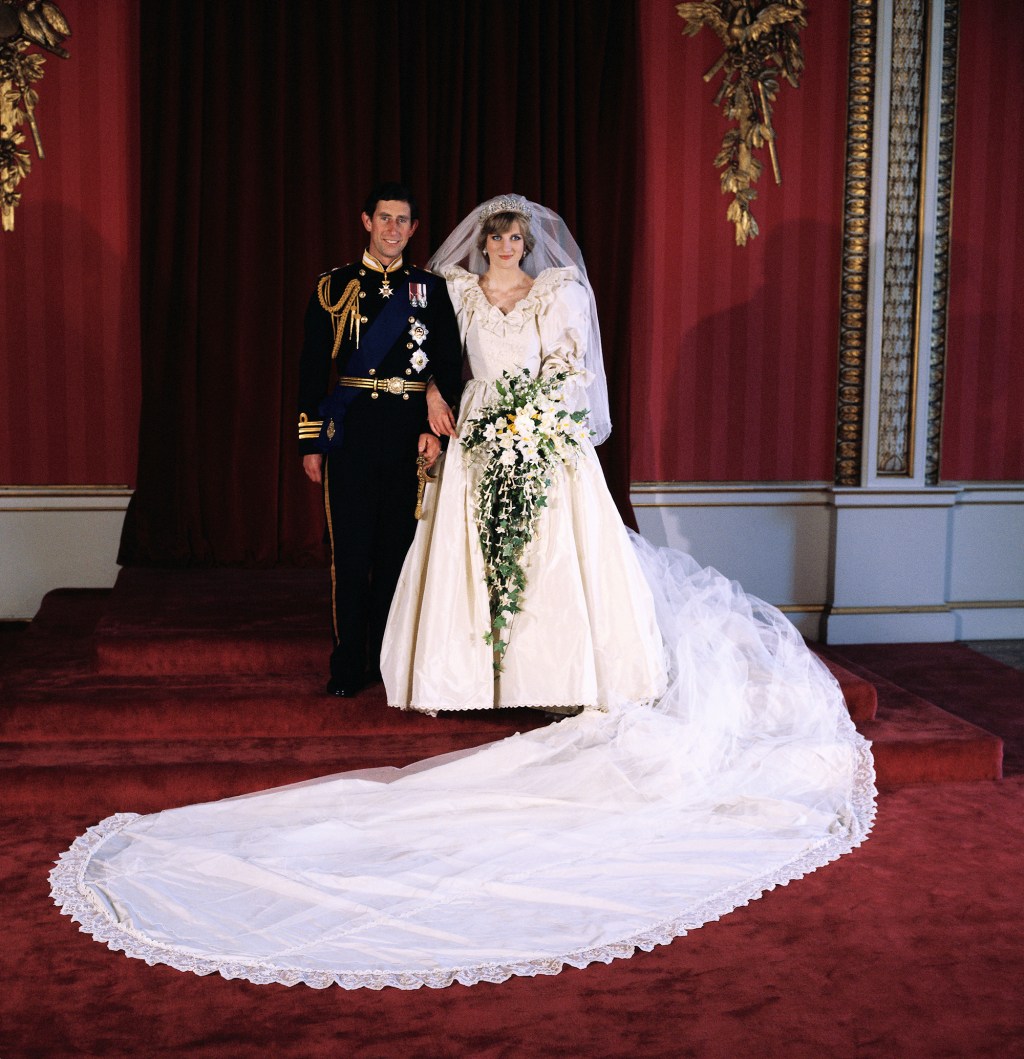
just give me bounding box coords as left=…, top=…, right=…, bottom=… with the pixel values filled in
left=461, top=369, right=591, bottom=673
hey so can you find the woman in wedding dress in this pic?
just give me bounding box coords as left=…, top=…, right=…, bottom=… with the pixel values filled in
left=50, top=196, right=876, bottom=991
left=381, top=195, right=665, bottom=715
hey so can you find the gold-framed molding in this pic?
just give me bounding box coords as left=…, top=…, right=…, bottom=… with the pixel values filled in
left=828, top=601, right=1024, bottom=615
left=835, top=0, right=961, bottom=487
left=926, top=0, right=959, bottom=484
left=630, top=482, right=832, bottom=508
left=631, top=481, right=1023, bottom=508
left=835, top=0, right=877, bottom=487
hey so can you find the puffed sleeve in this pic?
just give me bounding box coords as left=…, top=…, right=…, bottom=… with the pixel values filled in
left=536, top=270, right=593, bottom=385
left=443, top=266, right=477, bottom=322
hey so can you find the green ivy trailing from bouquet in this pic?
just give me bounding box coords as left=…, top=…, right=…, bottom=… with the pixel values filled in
left=461, top=369, right=591, bottom=673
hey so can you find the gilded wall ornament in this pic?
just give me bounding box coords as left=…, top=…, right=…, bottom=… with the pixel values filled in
left=0, top=0, right=71, bottom=231
left=676, top=0, right=807, bottom=245
left=834, top=0, right=877, bottom=487
left=925, top=0, right=960, bottom=485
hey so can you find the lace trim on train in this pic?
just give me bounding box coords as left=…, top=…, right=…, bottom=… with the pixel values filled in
left=391, top=701, right=602, bottom=716
left=49, top=743, right=876, bottom=992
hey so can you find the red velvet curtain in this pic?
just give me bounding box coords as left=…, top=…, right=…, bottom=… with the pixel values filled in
left=119, top=0, right=640, bottom=566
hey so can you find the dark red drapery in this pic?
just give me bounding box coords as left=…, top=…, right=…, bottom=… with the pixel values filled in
left=118, top=0, right=640, bottom=566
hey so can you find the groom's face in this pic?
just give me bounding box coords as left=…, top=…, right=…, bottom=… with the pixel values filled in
left=362, top=200, right=418, bottom=266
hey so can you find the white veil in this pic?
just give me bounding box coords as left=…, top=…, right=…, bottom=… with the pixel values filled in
left=428, top=194, right=612, bottom=445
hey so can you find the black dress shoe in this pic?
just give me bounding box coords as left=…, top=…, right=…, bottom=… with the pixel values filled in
left=325, top=678, right=359, bottom=697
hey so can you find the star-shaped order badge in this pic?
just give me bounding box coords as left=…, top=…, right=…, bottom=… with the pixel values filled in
left=408, top=319, right=429, bottom=372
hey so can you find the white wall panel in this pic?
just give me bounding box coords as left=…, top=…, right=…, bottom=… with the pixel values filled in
left=2, top=485, right=1021, bottom=643
left=0, top=490, right=130, bottom=620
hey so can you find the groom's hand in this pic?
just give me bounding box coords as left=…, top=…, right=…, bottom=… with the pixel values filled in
left=418, top=432, right=441, bottom=470
left=426, top=379, right=457, bottom=438
left=302, top=453, right=323, bottom=484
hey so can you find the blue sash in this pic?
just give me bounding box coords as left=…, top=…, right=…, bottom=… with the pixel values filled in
left=316, top=275, right=416, bottom=452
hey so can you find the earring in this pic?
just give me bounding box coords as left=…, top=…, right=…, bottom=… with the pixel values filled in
left=482, top=250, right=488, bottom=257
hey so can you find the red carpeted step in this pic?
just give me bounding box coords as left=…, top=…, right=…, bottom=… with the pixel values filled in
left=87, top=569, right=880, bottom=723
left=855, top=675, right=1003, bottom=786
left=89, top=570, right=880, bottom=726
left=0, top=676, right=548, bottom=742
left=4, top=655, right=877, bottom=742
left=827, top=642, right=1024, bottom=777
left=817, top=639, right=1008, bottom=783
left=811, top=649, right=877, bottom=722
left=3, top=691, right=1001, bottom=818
left=92, top=568, right=331, bottom=676
left=1, top=712, right=546, bottom=815
left=3, top=577, right=1005, bottom=802
left=3, top=761, right=362, bottom=815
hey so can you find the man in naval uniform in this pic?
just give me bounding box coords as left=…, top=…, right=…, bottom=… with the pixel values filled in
left=298, top=182, right=462, bottom=697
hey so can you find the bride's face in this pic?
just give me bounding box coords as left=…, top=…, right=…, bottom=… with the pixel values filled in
left=485, top=221, right=525, bottom=270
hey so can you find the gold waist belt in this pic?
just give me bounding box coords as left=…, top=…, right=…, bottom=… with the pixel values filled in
left=338, top=375, right=427, bottom=399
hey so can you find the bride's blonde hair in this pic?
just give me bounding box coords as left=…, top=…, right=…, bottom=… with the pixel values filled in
left=476, top=212, right=536, bottom=258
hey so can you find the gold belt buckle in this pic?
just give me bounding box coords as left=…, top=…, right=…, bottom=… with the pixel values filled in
left=383, top=377, right=405, bottom=395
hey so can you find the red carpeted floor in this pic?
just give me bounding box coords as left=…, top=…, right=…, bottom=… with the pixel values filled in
left=2, top=574, right=1022, bottom=1058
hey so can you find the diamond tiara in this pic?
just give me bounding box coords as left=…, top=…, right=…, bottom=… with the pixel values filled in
left=478, top=195, right=533, bottom=224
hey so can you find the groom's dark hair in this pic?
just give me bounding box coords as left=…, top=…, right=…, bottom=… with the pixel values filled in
left=363, top=181, right=419, bottom=222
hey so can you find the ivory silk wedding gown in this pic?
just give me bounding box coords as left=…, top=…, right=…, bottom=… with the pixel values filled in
left=380, top=266, right=666, bottom=714
left=50, top=244, right=876, bottom=993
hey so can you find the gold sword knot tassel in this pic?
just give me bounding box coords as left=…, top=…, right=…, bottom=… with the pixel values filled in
left=414, top=455, right=437, bottom=519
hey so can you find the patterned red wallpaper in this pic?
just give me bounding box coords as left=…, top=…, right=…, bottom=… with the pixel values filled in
left=0, top=0, right=140, bottom=486
left=630, top=0, right=851, bottom=483
left=941, top=2, right=1024, bottom=482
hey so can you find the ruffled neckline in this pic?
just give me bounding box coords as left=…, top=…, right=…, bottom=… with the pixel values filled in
left=446, top=266, right=578, bottom=327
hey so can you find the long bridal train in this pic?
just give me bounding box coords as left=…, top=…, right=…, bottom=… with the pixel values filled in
left=50, top=531, right=875, bottom=991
